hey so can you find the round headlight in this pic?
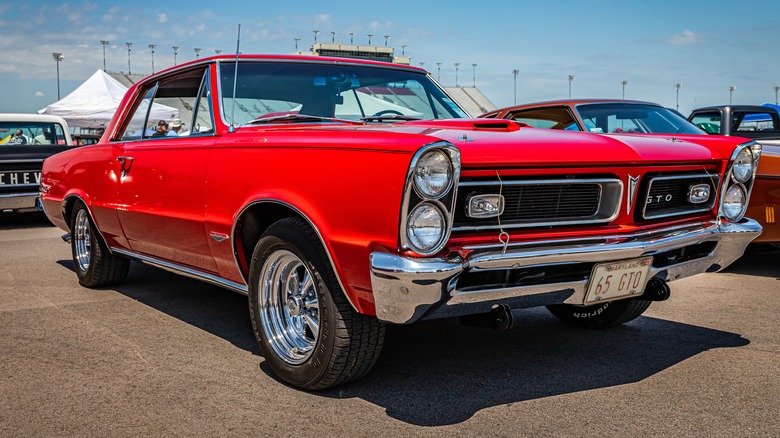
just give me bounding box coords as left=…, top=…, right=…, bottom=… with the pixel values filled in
left=721, top=184, right=747, bottom=221
left=406, top=203, right=445, bottom=254
left=732, top=147, right=754, bottom=183
left=414, top=150, right=453, bottom=198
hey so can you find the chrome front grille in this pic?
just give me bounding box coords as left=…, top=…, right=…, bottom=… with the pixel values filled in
left=453, top=178, right=623, bottom=231
left=638, top=173, right=720, bottom=220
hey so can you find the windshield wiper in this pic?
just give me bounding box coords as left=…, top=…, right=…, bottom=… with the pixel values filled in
left=360, top=115, right=422, bottom=122
left=246, top=114, right=362, bottom=125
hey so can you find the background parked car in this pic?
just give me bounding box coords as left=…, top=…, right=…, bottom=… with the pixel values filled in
left=688, top=105, right=780, bottom=245
left=481, top=99, right=704, bottom=134
left=1, top=114, right=74, bottom=213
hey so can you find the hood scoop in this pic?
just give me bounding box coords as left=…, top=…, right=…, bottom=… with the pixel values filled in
left=403, top=118, right=525, bottom=132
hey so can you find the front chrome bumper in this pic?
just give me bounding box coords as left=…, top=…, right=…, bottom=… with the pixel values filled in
left=369, top=219, right=762, bottom=324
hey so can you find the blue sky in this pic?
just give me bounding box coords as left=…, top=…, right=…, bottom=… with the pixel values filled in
left=2, top=0, right=779, bottom=115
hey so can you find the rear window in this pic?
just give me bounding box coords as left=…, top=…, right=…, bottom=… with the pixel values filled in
left=0, top=122, right=68, bottom=147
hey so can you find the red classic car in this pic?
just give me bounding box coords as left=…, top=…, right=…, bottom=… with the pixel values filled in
left=40, top=55, right=762, bottom=390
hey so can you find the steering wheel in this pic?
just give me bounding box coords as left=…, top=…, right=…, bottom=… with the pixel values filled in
left=371, top=109, right=404, bottom=117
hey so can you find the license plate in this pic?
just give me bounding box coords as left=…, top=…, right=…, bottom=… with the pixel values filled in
left=585, top=256, right=653, bottom=304
left=0, top=171, right=41, bottom=186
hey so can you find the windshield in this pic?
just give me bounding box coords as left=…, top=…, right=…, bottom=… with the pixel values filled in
left=575, top=103, right=704, bottom=134
left=218, top=61, right=468, bottom=125
left=0, top=121, right=68, bottom=147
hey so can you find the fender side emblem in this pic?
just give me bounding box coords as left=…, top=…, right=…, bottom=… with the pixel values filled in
left=209, top=232, right=230, bottom=242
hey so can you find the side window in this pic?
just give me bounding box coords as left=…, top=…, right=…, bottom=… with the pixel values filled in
left=118, top=67, right=211, bottom=141
left=690, top=112, right=721, bottom=134
left=121, top=86, right=157, bottom=141
left=191, top=71, right=214, bottom=134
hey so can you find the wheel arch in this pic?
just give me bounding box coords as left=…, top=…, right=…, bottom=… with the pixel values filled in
left=232, top=199, right=361, bottom=313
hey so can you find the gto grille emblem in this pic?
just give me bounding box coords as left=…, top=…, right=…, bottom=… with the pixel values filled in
left=647, top=194, right=673, bottom=204
left=627, top=175, right=640, bottom=214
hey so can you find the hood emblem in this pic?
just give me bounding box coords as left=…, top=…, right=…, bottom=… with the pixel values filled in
left=459, top=134, right=474, bottom=142
left=627, top=175, right=640, bottom=215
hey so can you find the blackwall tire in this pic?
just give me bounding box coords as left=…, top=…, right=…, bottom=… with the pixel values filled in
left=546, top=299, right=652, bottom=329
left=248, top=217, right=385, bottom=390
left=70, top=202, right=130, bottom=287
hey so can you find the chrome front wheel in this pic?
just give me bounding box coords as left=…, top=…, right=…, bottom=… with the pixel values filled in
left=258, top=249, right=320, bottom=365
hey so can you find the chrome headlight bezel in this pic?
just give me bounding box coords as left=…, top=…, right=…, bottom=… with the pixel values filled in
left=413, top=149, right=454, bottom=199
left=406, top=202, right=447, bottom=254
left=719, top=141, right=761, bottom=222
left=400, top=142, right=461, bottom=256
left=721, top=183, right=747, bottom=221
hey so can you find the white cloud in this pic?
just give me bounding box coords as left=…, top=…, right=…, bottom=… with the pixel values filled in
left=35, top=91, right=44, bottom=97
left=667, top=30, right=702, bottom=45
left=158, top=13, right=167, bottom=24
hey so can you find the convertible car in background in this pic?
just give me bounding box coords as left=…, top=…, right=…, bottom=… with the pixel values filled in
left=40, top=55, right=762, bottom=390
left=480, top=99, right=703, bottom=134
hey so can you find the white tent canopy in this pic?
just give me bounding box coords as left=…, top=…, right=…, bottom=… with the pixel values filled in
left=38, top=69, right=177, bottom=129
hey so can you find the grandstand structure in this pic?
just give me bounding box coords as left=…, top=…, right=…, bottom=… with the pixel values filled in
left=110, top=45, right=496, bottom=118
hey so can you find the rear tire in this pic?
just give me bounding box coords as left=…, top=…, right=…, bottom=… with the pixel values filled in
left=248, top=217, right=385, bottom=390
left=546, top=299, right=651, bottom=329
left=70, top=202, right=130, bottom=287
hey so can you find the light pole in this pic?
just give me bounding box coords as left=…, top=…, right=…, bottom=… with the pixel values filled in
left=729, top=85, right=736, bottom=104
left=512, top=69, right=520, bottom=105
left=148, top=44, right=156, bottom=74
left=100, top=40, right=109, bottom=71
left=293, top=38, right=300, bottom=51
left=172, top=46, right=179, bottom=65
left=367, top=34, right=373, bottom=45
left=621, top=80, right=628, bottom=99
left=194, top=48, right=201, bottom=59
left=313, top=30, right=319, bottom=43
left=349, top=32, right=354, bottom=44
left=401, top=45, right=407, bottom=56
left=774, top=86, right=779, bottom=105
left=436, top=62, right=442, bottom=82
left=52, top=52, right=64, bottom=100
left=384, top=35, right=390, bottom=46
left=454, top=63, right=460, bottom=87
left=674, top=83, right=682, bottom=111
left=125, top=42, right=132, bottom=74
left=331, top=31, right=336, bottom=43
left=215, top=49, right=222, bottom=55
left=568, top=74, right=575, bottom=99
left=472, top=63, right=477, bottom=87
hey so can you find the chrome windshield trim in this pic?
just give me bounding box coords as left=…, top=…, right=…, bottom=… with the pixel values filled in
left=111, top=248, right=249, bottom=294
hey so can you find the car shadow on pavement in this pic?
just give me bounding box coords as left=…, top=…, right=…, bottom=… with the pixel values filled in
left=0, top=212, right=53, bottom=229
left=320, top=309, right=749, bottom=426
left=56, top=259, right=261, bottom=356
left=57, top=258, right=751, bottom=427
left=722, top=244, right=780, bottom=279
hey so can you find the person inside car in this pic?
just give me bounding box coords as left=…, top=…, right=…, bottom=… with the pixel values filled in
left=9, top=129, right=29, bottom=144
left=151, top=120, right=168, bottom=137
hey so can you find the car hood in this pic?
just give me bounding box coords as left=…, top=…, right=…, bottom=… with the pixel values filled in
left=362, top=120, right=737, bottom=167
left=238, top=119, right=741, bottom=167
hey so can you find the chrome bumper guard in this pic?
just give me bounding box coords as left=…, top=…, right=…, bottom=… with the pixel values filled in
left=369, top=219, right=762, bottom=324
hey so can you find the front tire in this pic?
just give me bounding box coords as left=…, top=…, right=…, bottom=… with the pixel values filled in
left=248, top=217, right=385, bottom=390
left=546, top=299, right=651, bottom=329
left=70, top=202, right=130, bottom=287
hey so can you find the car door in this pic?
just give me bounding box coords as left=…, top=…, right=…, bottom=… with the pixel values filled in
left=113, top=67, right=219, bottom=273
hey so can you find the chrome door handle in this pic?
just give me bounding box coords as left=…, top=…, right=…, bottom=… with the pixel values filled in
left=117, top=156, right=134, bottom=177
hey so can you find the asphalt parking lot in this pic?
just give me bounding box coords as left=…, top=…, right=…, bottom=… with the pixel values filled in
left=1, top=213, right=778, bottom=437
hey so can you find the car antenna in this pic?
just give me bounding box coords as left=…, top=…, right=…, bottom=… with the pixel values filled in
left=228, top=23, right=241, bottom=133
